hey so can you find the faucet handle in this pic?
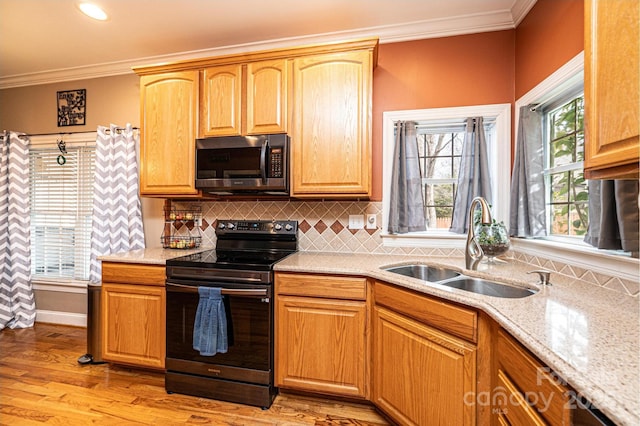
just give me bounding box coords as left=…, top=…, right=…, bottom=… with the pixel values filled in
left=527, top=270, right=552, bottom=286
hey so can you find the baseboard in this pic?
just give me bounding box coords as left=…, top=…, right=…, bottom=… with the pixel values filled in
left=36, top=310, right=86, bottom=327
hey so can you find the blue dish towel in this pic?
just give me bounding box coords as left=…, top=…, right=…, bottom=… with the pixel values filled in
left=193, top=287, right=228, bottom=356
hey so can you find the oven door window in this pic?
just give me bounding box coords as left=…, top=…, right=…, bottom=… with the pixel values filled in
left=166, top=284, right=271, bottom=371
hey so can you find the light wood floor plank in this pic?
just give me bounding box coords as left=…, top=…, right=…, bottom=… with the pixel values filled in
left=0, top=323, right=389, bottom=425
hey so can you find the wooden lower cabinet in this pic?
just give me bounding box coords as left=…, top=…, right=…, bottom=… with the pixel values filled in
left=275, top=273, right=369, bottom=399
left=273, top=274, right=579, bottom=426
left=495, top=328, right=572, bottom=426
left=372, top=305, right=477, bottom=425
left=101, top=262, right=166, bottom=369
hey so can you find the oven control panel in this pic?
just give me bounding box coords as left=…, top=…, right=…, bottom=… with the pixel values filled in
left=216, top=220, right=297, bottom=235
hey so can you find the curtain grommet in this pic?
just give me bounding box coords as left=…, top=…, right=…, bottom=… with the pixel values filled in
left=57, top=155, right=66, bottom=165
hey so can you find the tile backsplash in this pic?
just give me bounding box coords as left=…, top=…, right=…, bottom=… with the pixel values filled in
left=174, top=200, right=462, bottom=257
left=172, top=200, right=638, bottom=297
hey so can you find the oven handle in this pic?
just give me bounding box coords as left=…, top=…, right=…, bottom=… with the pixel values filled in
left=166, top=281, right=268, bottom=297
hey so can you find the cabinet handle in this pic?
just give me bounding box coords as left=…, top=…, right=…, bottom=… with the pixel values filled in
left=260, top=140, right=268, bottom=184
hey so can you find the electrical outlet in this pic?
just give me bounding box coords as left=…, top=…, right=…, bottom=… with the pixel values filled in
left=348, top=215, right=365, bottom=229
left=366, top=213, right=377, bottom=229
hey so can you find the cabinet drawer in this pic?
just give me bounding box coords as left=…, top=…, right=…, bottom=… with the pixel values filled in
left=497, top=329, right=571, bottom=425
left=275, top=272, right=367, bottom=300
left=496, top=369, right=546, bottom=426
left=102, top=262, right=166, bottom=286
left=374, top=281, right=477, bottom=343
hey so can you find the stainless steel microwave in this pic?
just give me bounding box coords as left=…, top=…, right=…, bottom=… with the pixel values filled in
left=195, top=134, right=289, bottom=195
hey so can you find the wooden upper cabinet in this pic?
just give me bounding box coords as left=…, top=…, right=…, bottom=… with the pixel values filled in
left=139, top=71, right=199, bottom=196
left=134, top=38, right=378, bottom=198
left=201, top=59, right=287, bottom=137
left=584, top=0, right=639, bottom=179
left=201, top=64, right=243, bottom=137
left=246, top=59, right=288, bottom=135
left=291, top=48, right=374, bottom=197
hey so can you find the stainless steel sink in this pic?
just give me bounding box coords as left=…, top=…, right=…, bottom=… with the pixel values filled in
left=439, top=277, right=537, bottom=298
left=383, top=264, right=461, bottom=282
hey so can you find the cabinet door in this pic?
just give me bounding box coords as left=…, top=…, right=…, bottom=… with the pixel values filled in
left=584, top=0, right=639, bottom=179
left=291, top=50, right=373, bottom=197
left=275, top=295, right=368, bottom=398
left=201, top=64, right=243, bottom=137
left=101, top=283, right=165, bottom=369
left=140, top=71, right=199, bottom=196
left=246, top=59, right=288, bottom=135
left=372, top=306, right=476, bottom=426
left=496, top=329, right=571, bottom=425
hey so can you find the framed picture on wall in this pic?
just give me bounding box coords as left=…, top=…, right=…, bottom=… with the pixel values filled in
left=57, top=89, right=86, bottom=127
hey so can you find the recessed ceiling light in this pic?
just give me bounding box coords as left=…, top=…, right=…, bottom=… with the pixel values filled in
left=78, top=3, right=108, bottom=21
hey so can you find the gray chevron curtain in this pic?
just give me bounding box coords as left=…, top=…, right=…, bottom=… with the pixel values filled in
left=0, top=131, right=36, bottom=329
left=89, top=124, right=145, bottom=284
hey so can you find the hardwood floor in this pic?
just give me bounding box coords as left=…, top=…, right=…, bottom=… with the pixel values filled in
left=0, top=323, right=389, bottom=425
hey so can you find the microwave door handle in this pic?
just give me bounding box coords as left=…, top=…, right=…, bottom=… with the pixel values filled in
left=260, top=140, right=268, bottom=184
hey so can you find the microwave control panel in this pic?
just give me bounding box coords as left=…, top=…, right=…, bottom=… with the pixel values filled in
left=269, top=148, right=283, bottom=178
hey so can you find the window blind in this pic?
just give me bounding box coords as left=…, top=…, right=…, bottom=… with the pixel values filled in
left=29, top=145, right=96, bottom=281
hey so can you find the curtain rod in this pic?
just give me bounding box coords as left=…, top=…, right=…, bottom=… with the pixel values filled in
left=1, top=127, right=139, bottom=140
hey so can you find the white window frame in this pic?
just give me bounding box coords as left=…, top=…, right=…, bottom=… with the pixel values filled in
left=381, top=103, right=511, bottom=248
left=29, top=131, right=96, bottom=293
left=513, top=51, right=638, bottom=281
left=542, top=90, right=586, bottom=241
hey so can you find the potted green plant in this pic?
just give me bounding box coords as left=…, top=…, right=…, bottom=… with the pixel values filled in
left=474, top=209, right=510, bottom=263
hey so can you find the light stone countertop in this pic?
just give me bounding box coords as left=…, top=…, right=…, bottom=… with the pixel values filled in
left=97, top=247, right=214, bottom=264
left=274, top=251, right=639, bottom=426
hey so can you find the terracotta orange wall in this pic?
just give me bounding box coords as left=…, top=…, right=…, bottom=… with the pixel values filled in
left=515, top=0, right=584, bottom=99
left=371, top=30, right=515, bottom=200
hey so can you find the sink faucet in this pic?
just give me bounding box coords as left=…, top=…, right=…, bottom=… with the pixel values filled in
left=465, top=196, right=492, bottom=270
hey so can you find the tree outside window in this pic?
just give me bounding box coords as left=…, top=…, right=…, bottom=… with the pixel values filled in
left=417, top=132, right=462, bottom=229
left=545, top=95, right=588, bottom=237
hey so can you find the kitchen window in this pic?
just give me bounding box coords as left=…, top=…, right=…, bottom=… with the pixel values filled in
left=29, top=134, right=95, bottom=285
left=382, top=104, right=511, bottom=247
left=512, top=52, right=638, bottom=280
left=417, top=130, right=462, bottom=229
left=542, top=91, right=587, bottom=239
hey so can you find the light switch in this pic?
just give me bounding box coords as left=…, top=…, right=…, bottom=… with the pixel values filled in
left=348, top=215, right=365, bottom=229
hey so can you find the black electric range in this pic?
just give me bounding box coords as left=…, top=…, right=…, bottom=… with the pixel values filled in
left=164, top=219, right=297, bottom=409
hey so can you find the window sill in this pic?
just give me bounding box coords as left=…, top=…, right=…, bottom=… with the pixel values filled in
left=32, top=278, right=88, bottom=294
left=510, top=238, right=639, bottom=282
left=380, top=232, right=638, bottom=282
left=381, top=231, right=465, bottom=248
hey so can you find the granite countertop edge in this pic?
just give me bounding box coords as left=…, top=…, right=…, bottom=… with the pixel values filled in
left=97, top=247, right=213, bottom=264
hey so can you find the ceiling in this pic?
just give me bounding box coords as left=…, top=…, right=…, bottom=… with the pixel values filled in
left=0, top=0, right=535, bottom=89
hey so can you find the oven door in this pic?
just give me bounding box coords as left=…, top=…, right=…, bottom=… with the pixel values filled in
left=166, top=280, right=272, bottom=384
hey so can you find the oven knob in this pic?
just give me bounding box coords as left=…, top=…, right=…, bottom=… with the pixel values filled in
left=227, top=223, right=235, bottom=230
left=285, top=223, right=293, bottom=231
left=274, top=223, right=282, bottom=231
left=218, top=223, right=225, bottom=229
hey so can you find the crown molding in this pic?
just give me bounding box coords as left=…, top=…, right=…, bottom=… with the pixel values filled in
left=511, top=0, right=538, bottom=26
left=0, top=7, right=523, bottom=90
